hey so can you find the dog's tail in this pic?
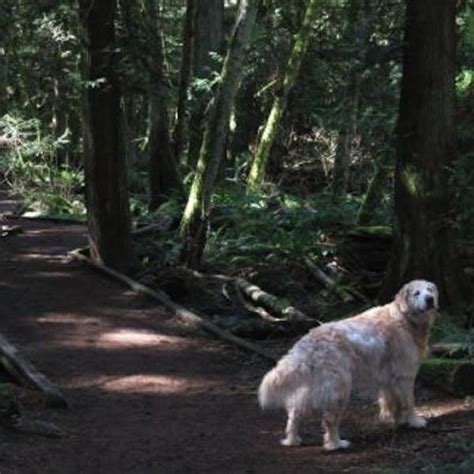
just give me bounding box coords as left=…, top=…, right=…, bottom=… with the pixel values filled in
left=258, top=357, right=304, bottom=411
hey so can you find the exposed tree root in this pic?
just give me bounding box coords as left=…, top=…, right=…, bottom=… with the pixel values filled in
left=0, top=334, right=68, bottom=408
left=70, top=249, right=277, bottom=362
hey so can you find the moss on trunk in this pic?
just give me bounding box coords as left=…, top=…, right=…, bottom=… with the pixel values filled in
left=179, top=0, right=259, bottom=268
left=246, top=0, right=319, bottom=192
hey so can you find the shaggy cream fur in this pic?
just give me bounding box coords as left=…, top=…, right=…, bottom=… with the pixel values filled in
left=258, top=280, right=438, bottom=450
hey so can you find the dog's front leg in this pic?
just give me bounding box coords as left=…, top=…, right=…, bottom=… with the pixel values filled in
left=391, top=378, right=427, bottom=428
left=378, top=389, right=399, bottom=424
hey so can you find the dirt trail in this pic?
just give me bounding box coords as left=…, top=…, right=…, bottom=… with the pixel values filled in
left=0, top=192, right=472, bottom=474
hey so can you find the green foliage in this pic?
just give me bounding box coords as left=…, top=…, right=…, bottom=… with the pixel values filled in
left=430, top=318, right=474, bottom=359
left=461, top=5, right=474, bottom=48
left=205, top=186, right=360, bottom=269
left=456, top=69, right=473, bottom=96
left=0, top=114, right=84, bottom=218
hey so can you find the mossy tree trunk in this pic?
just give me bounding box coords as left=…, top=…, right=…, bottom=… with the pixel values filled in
left=79, top=0, right=136, bottom=273
left=0, top=47, right=7, bottom=116
left=246, top=0, right=319, bottom=193
left=186, top=0, right=224, bottom=169
left=179, top=0, right=259, bottom=268
left=379, top=0, right=468, bottom=316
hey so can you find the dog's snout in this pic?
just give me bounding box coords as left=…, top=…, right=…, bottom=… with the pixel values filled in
left=425, top=295, right=434, bottom=308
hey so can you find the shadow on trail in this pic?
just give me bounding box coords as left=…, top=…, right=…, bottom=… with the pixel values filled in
left=0, top=201, right=473, bottom=473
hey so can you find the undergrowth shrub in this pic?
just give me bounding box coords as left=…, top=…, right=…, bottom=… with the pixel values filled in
left=0, top=114, right=85, bottom=218
left=205, top=186, right=362, bottom=270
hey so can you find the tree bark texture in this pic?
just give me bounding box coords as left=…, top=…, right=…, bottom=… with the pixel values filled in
left=173, top=0, right=196, bottom=164
left=79, top=0, right=136, bottom=273
left=179, top=0, right=259, bottom=268
left=379, top=0, right=467, bottom=314
left=247, top=0, right=319, bottom=193
left=144, top=0, right=182, bottom=210
left=186, top=0, right=224, bottom=168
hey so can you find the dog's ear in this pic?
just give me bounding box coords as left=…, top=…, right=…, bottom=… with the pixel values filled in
left=395, top=284, right=409, bottom=313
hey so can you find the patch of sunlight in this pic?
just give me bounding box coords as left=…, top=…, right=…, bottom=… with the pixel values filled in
left=37, top=313, right=102, bottom=325
left=419, top=398, right=474, bottom=419
left=72, top=374, right=215, bottom=394
left=30, top=271, right=74, bottom=278
left=98, top=329, right=180, bottom=348
left=17, top=253, right=68, bottom=262
left=401, top=165, right=422, bottom=197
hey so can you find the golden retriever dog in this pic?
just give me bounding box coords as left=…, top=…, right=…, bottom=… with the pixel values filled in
left=258, top=280, right=438, bottom=450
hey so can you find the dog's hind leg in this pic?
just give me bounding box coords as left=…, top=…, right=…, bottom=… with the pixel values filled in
left=320, top=378, right=351, bottom=451
left=322, top=411, right=350, bottom=451
left=281, top=407, right=302, bottom=446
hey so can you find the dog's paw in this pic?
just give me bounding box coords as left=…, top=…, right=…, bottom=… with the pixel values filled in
left=323, top=439, right=351, bottom=451
left=280, top=435, right=302, bottom=447
left=407, top=415, right=427, bottom=429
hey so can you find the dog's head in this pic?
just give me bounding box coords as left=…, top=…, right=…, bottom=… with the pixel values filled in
left=395, top=280, right=439, bottom=315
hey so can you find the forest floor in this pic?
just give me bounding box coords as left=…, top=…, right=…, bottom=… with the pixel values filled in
left=0, top=190, right=473, bottom=474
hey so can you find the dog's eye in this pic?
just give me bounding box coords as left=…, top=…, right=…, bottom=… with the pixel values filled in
left=413, top=291, right=420, bottom=297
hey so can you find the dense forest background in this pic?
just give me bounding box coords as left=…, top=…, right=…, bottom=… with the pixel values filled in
left=1, top=0, right=474, bottom=331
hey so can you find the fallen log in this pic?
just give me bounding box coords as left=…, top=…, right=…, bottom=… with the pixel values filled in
left=303, top=257, right=353, bottom=303
left=0, top=334, right=68, bottom=408
left=3, top=213, right=85, bottom=225
left=1, top=224, right=22, bottom=237
left=234, top=277, right=314, bottom=325
left=418, top=357, right=474, bottom=397
left=174, top=267, right=304, bottom=320
left=70, top=249, right=277, bottom=362
left=430, top=343, right=469, bottom=359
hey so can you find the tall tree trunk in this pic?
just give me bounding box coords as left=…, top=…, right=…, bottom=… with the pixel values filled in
left=332, top=0, right=373, bottom=198
left=79, top=0, right=136, bottom=273
left=117, top=0, right=140, bottom=170
left=179, top=0, right=259, bottom=268
left=120, top=97, right=137, bottom=168
left=148, top=87, right=182, bottom=209
left=51, top=75, right=69, bottom=166
left=0, top=47, right=7, bottom=116
left=173, top=0, right=196, bottom=164
left=186, top=0, right=224, bottom=169
left=144, top=0, right=182, bottom=210
left=246, top=0, right=318, bottom=193
left=379, top=0, right=467, bottom=316
left=331, top=73, right=361, bottom=197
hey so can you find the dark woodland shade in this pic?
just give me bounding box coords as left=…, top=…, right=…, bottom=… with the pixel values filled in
left=79, top=0, right=136, bottom=273
left=145, top=0, right=182, bottom=211
left=380, top=0, right=467, bottom=311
